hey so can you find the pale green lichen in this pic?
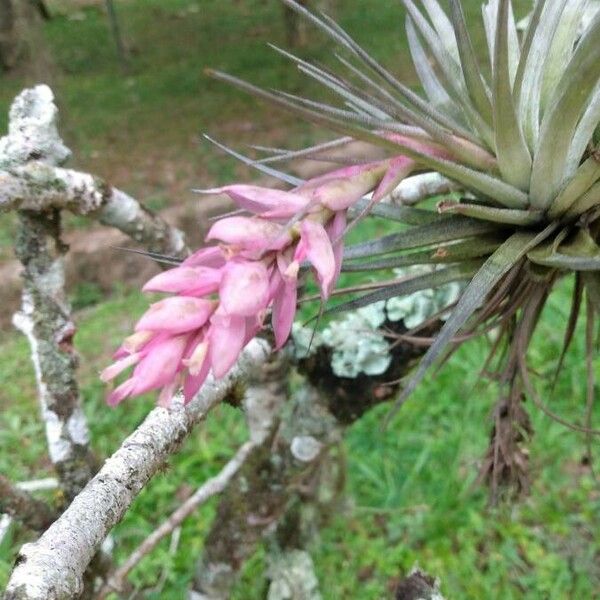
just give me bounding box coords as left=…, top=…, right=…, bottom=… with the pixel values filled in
left=386, top=266, right=463, bottom=328
left=292, top=267, right=464, bottom=378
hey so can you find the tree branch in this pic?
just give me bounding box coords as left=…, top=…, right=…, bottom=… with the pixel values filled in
left=3, top=339, right=271, bottom=600
left=97, top=440, right=256, bottom=599
left=0, top=475, right=56, bottom=532
left=0, top=163, right=186, bottom=256
left=2, top=85, right=188, bottom=505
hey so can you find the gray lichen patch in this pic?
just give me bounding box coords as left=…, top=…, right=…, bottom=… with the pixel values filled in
left=293, top=267, right=463, bottom=379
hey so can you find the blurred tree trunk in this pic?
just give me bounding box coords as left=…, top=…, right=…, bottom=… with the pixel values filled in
left=283, top=1, right=335, bottom=47
left=283, top=0, right=310, bottom=47
left=0, top=0, right=51, bottom=77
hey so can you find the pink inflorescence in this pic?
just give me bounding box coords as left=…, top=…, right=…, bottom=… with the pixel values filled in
left=102, top=156, right=414, bottom=406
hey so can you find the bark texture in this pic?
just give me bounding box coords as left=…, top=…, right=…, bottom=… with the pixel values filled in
left=0, top=0, right=50, bottom=76
left=0, top=474, right=56, bottom=532
left=2, top=85, right=187, bottom=503
left=3, top=340, right=271, bottom=600
left=191, top=320, right=431, bottom=597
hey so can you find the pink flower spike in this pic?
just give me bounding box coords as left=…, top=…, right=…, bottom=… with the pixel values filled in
left=326, top=210, right=347, bottom=285
left=372, top=156, right=416, bottom=202
left=199, top=185, right=308, bottom=219
left=157, top=376, right=182, bottom=408
left=129, top=334, right=188, bottom=397
left=298, top=162, right=388, bottom=211
left=122, top=331, right=154, bottom=355
left=219, top=261, right=270, bottom=316
left=107, top=378, right=136, bottom=407
left=100, top=352, right=142, bottom=382
left=143, top=266, right=221, bottom=296
left=182, top=246, right=225, bottom=268
left=208, top=313, right=247, bottom=378
left=135, top=297, right=216, bottom=334
left=183, top=340, right=209, bottom=376
left=384, top=133, right=452, bottom=160
left=183, top=357, right=211, bottom=403
left=296, top=219, right=336, bottom=299
left=272, top=279, right=298, bottom=349
left=206, top=217, right=291, bottom=252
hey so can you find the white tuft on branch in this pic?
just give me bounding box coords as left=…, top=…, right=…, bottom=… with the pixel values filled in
left=383, top=172, right=459, bottom=206
left=4, top=339, right=271, bottom=600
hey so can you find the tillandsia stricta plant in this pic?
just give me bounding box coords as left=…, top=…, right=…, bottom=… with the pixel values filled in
left=104, top=0, right=600, bottom=487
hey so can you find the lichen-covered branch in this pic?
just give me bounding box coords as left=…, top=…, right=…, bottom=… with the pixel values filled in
left=2, top=84, right=187, bottom=505
left=0, top=163, right=186, bottom=256
left=3, top=339, right=271, bottom=600
left=13, top=208, right=98, bottom=501
left=0, top=474, right=56, bottom=532
left=97, top=441, right=256, bottom=599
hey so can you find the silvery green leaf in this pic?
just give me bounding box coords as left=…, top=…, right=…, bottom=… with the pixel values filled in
left=564, top=181, right=600, bottom=218
left=530, top=11, right=600, bottom=208
left=482, top=0, right=519, bottom=83
left=388, top=227, right=557, bottom=420
left=420, top=0, right=460, bottom=62
left=492, top=0, right=532, bottom=190
left=405, top=18, right=466, bottom=127
left=540, top=0, right=589, bottom=112
left=528, top=229, right=600, bottom=270
left=565, top=83, right=600, bottom=176
left=448, top=0, right=493, bottom=125
left=438, top=201, right=542, bottom=225
left=548, top=156, right=600, bottom=217
left=342, top=235, right=503, bottom=272
left=286, top=0, right=471, bottom=138
left=402, top=0, right=495, bottom=147
left=325, top=261, right=480, bottom=316
left=344, top=216, right=497, bottom=260
left=515, top=0, right=567, bottom=150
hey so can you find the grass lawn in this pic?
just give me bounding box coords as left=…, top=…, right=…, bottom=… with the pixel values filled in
left=1, top=0, right=599, bottom=598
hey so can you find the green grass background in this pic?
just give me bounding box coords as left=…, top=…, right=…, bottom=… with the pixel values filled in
left=1, top=1, right=599, bottom=598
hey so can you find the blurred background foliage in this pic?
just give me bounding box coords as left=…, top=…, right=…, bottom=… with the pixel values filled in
left=1, top=1, right=599, bottom=598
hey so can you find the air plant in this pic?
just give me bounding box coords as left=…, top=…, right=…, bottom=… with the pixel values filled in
left=106, top=0, right=600, bottom=490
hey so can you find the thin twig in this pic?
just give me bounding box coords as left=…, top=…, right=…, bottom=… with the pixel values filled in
left=97, top=441, right=256, bottom=599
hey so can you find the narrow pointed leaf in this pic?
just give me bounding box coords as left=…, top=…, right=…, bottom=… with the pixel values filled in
left=438, top=200, right=542, bottom=225
left=492, top=0, right=532, bottom=190
left=403, top=0, right=495, bottom=146
left=209, top=70, right=528, bottom=208
left=448, top=0, right=493, bottom=124
left=325, top=262, right=480, bottom=315
left=342, top=235, right=504, bottom=272
left=344, top=215, right=498, bottom=259
left=541, top=0, right=590, bottom=111
left=549, top=156, right=600, bottom=217
left=530, top=12, right=600, bottom=208
left=528, top=229, right=600, bottom=270
left=203, top=134, right=303, bottom=186
left=482, top=0, right=520, bottom=83
left=279, top=0, right=470, bottom=138
left=389, top=226, right=557, bottom=417
left=420, top=0, right=460, bottom=61
left=564, top=181, right=600, bottom=218
left=565, top=85, right=600, bottom=175
left=515, top=0, right=567, bottom=150
left=406, top=18, right=463, bottom=124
